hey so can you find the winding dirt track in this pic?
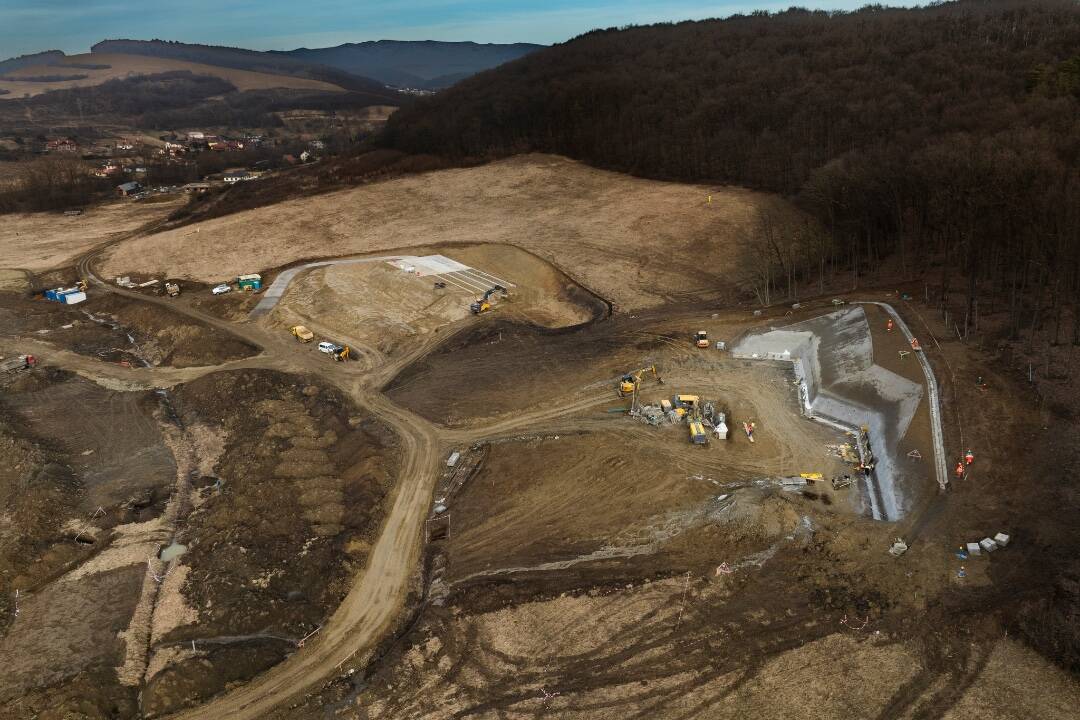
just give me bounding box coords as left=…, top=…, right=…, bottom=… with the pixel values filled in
left=66, top=240, right=606, bottom=719
left=30, top=235, right=951, bottom=719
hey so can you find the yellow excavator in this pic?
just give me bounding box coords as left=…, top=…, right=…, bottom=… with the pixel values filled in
left=618, top=365, right=661, bottom=397
left=470, top=285, right=506, bottom=314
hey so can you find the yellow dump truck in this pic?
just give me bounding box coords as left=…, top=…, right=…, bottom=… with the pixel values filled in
left=290, top=325, right=314, bottom=343
left=689, top=421, right=708, bottom=445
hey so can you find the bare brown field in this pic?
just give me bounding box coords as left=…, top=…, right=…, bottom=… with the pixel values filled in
left=269, top=243, right=600, bottom=367
left=0, top=197, right=183, bottom=273
left=103, top=154, right=796, bottom=310
left=0, top=53, right=344, bottom=98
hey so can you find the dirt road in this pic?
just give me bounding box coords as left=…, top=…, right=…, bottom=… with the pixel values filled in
left=43, top=235, right=947, bottom=719
left=62, top=244, right=441, bottom=718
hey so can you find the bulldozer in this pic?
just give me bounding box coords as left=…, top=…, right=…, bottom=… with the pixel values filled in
left=470, top=285, right=506, bottom=315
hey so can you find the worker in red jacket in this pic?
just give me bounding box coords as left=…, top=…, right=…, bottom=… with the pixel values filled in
left=886, top=318, right=894, bottom=333
left=965, top=449, right=975, bottom=465
left=955, top=461, right=965, bottom=479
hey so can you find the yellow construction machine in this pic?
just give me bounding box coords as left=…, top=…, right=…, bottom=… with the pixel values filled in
left=618, top=365, right=660, bottom=397
left=470, top=285, right=506, bottom=315
left=291, top=325, right=314, bottom=343
left=695, top=330, right=709, bottom=348
left=671, top=394, right=700, bottom=418
left=333, top=345, right=351, bottom=362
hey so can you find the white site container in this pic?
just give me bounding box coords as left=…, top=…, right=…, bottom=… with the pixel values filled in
left=446, top=451, right=461, bottom=468
left=61, top=291, right=86, bottom=305
left=979, top=538, right=998, bottom=553
left=966, top=542, right=982, bottom=556
left=994, top=532, right=1010, bottom=547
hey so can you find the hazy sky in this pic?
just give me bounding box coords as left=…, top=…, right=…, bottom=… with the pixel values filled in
left=1, top=1, right=923, bottom=58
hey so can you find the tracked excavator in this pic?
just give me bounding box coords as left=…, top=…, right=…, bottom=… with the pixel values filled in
left=618, top=365, right=661, bottom=397
left=618, top=365, right=663, bottom=414
left=470, top=285, right=506, bottom=314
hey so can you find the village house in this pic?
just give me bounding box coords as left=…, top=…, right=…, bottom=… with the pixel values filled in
left=116, top=181, right=142, bottom=197
left=45, top=138, right=79, bottom=154
left=222, top=171, right=253, bottom=184
left=93, top=162, right=122, bottom=178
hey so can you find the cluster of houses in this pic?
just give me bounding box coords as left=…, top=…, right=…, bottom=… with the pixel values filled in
left=162, top=131, right=269, bottom=156
left=36, top=129, right=333, bottom=203
left=42, top=137, right=140, bottom=157
left=93, top=158, right=149, bottom=178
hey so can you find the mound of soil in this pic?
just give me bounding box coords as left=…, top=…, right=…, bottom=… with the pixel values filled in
left=142, top=369, right=398, bottom=715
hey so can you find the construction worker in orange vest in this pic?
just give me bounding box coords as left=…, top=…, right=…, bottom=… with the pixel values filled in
left=955, top=461, right=965, bottom=478
left=886, top=318, right=894, bottom=333
left=911, top=338, right=921, bottom=351
left=964, top=449, right=974, bottom=465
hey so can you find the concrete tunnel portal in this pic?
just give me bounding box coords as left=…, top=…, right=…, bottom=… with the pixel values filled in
left=732, top=304, right=936, bottom=521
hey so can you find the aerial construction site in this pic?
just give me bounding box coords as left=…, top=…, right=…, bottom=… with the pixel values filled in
left=0, top=154, right=1076, bottom=720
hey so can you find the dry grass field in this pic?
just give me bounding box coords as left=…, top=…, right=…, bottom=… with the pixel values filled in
left=0, top=53, right=344, bottom=98
left=0, top=197, right=183, bottom=273
left=103, top=154, right=796, bottom=310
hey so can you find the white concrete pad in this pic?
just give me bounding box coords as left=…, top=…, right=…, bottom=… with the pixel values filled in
left=388, top=255, right=472, bottom=276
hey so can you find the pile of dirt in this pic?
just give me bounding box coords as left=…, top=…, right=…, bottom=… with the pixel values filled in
left=0, top=391, right=82, bottom=625
left=0, top=368, right=178, bottom=719
left=140, top=369, right=398, bottom=715
left=384, top=318, right=628, bottom=425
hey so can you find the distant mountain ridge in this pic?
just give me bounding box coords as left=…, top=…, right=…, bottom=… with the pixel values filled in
left=90, top=39, right=392, bottom=95
left=87, top=38, right=541, bottom=91
left=275, top=40, right=543, bottom=89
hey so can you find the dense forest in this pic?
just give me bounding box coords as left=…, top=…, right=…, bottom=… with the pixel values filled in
left=383, top=0, right=1080, bottom=342
left=6, top=72, right=237, bottom=118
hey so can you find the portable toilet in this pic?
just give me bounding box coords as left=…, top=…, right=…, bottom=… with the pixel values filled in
left=715, top=413, right=728, bottom=440
left=237, top=274, right=262, bottom=291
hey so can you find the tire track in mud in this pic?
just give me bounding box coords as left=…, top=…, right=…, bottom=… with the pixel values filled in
left=441, top=559, right=840, bottom=720
left=65, top=238, right=870, bottom=720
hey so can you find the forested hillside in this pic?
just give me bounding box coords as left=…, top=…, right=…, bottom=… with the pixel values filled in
left=0, top=50, right=65, bottom=74
left=383, top=0, right=1080, bottom=337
